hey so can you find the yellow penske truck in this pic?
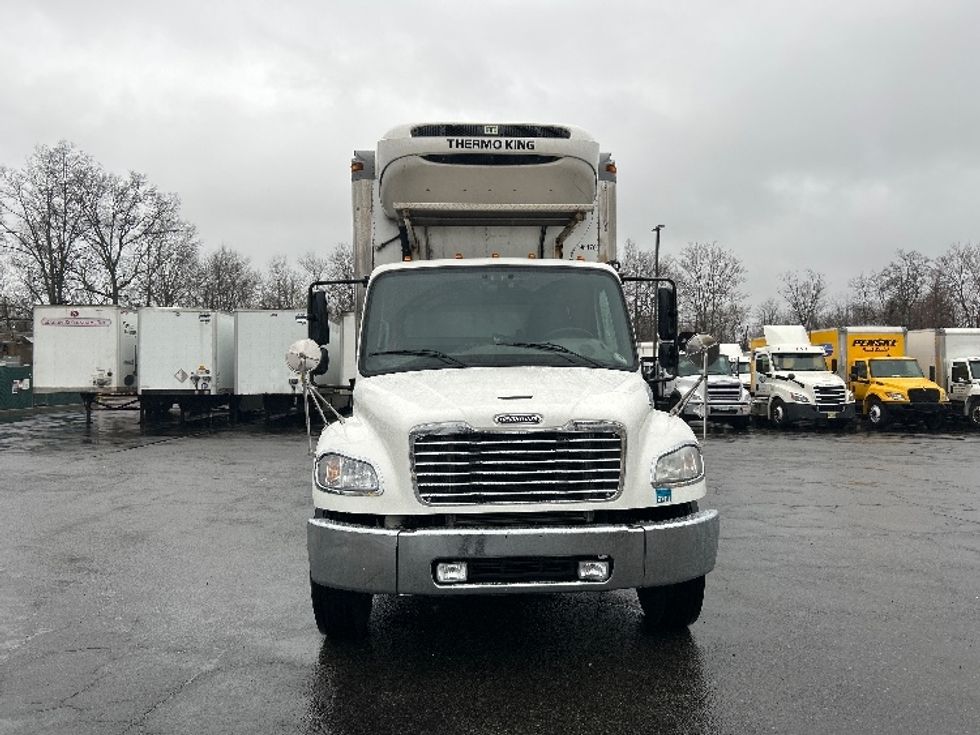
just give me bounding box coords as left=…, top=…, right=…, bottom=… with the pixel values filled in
left=809, top=326, right=949, bottom=429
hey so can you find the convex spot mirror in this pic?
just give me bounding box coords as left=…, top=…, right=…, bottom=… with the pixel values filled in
left=684, top=334, right=720, bottom=365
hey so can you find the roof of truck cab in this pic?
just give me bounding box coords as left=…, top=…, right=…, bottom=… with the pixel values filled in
left=369, top=258, right=620, bottom=278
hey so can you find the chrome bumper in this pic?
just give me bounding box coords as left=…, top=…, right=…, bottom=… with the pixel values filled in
left=307, top=509, right=720, bottom=595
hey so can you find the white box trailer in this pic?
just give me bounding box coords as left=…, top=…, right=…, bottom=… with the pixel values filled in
left=908, top=328, right=980, bottom=426
left=137, top=308, right=234, bottom=398
left=233, top=310, right=310, bottom=395
left=32, top=305, right=138, bottom=395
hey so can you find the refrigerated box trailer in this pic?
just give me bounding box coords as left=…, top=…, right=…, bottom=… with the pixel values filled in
left=32, top=305, right=138, bottom=396
left=233, top=310, right=309, bottom=396
left=137, top=308, right=233, bottom=415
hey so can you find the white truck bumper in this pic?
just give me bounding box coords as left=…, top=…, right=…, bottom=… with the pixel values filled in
left=308, top=509, right=719, bottom=595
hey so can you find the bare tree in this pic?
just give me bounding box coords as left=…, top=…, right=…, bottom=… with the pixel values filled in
left=193, top=245, right=259, bottom=310
left=676, top=241, right=747, bottom=341
left=258, top=255, right=304, bottom=309
left=0, top=141, right=93, bottom=304
left=320, top=243, right=355, bottom=315
left=620, top=238, right=677, bottom=341
left=937, top=242, right=980, bottom=327
left=297, top=251, right=330, bottom=282
left=778, top=269, right=827, bottom=331
left=136, top=222, right=201, bottom=307
left=79, top=170, right=180, bottom=304
left=874, top=250, right=931, bottom=328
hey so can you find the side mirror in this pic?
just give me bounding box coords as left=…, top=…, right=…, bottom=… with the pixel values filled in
left=658, top=342, right=679, bottom=374
left=849, top=370, right=859, bottom=381
left=307, top=290, right=331, bottom=377
left=831, top=358, right=838, bottom=373
left=656, top=286, right=678, bottom=342
left=929, top=366, right=936, bottom=382
left=307, top=290, right=330, bottom=345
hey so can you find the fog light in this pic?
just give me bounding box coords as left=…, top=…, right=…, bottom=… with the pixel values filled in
left=577, top=560, right=610, bottom=582
left=435, top=561, right=468, bottom=584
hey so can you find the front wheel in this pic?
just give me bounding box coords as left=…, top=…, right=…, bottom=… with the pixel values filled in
left=637, top=576, right=705, bottom=631
left=866, top=398, right=890, bottom=429
left=310, top=577, right=372, bottom=640
left=769, top=398, right=790, bottom=428
left=968, top=400, right=980, bottom=428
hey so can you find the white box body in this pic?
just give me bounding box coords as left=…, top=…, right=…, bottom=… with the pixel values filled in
left=234, top=310, right=310, bottom=395
left=137, top=308, right=234, bottom=394
left=33, top=305, right=138, bottom=394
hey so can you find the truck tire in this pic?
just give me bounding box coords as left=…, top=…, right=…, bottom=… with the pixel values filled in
left=637, top=576, right=705, bottom=631
left=866, top=397, right=890, bottom=429
left=769, top=398, right=790, bottom=428
left=310, top=576, right=372, bottom=640
left=969, top=400, right=980, bottom=428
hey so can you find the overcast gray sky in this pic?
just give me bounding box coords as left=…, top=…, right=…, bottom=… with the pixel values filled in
left=2, top=0, right=978, bottom=305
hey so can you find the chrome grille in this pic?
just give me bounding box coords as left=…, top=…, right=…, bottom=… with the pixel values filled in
left=813, top=384, right=847, bottom=410
left=412, top=426, right=624, bottom=505
left=908, top=388, right=940, bottom=403
left=706, top=383, right=742, bottom=403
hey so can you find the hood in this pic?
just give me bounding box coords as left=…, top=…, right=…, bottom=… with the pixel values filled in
left=771, top=370, right=844, bottom=390
left=870, top=377, right=944, bottom=395
left=353, top=366, right=652, bottom=438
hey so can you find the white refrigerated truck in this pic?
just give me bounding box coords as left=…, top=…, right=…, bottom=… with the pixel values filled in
left=907, top=328, right=980, bottom=427
left=297, top=123, right=719, bottom=639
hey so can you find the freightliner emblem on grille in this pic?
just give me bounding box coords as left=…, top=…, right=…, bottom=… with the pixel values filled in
left=494, top=413, right=543, bottom=425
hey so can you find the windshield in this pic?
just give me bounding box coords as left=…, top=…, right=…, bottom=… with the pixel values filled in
left=771, top=353, right=828, bottom=371
left=869, top=358, right=924, bottom=378
left=359, top=265, right=637, bottom=375
left=676, top=355, right=735, bottom=377
left=737, top=360, right=751, bottom=375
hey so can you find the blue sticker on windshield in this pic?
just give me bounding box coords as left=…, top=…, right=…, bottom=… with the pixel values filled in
left=656, top=487, right=672, bottom=504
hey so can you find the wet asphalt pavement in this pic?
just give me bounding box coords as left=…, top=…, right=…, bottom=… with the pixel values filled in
left=0, top=409, right=978, bottom=734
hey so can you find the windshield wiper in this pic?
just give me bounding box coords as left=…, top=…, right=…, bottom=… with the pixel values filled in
left=369, top=349, right=468, bottom=367
left=496, top=341, right=604, bottom=368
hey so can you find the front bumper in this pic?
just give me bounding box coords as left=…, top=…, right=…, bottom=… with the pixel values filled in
left=682, top=402, right=750, bottom=421
left=782, top=402, right=857, bottom=423
left=308, top=509, right=720, bottom=595
left=877, top=402, right=950, bottom=418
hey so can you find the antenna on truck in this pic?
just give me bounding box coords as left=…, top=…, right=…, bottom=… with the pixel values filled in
left=286, top=338, right=346, bottom=454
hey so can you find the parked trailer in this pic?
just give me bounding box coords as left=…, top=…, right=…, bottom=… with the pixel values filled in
left=32, top=305, right=138, bottom=412
left=907, top=328, right=980, bottom=427
left=137, top=308, right=234, bottom=419
left=232, top=310, right=307, bottom=415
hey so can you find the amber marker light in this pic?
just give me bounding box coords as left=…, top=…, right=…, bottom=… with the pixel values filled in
left=351, top=161, right=364, bottom=172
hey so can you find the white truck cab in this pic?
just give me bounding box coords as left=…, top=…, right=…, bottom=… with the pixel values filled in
left=666, top=353, right=751, bottom=429
left=299, top=123, right=720, bottom=638
left=719, top=342, right=751, bottom=391
left=750, top=325, right=855, bottom=427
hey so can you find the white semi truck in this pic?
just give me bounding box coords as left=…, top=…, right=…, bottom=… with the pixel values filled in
left=750, top=325, right=855, bottom=427
left=665, top=352, right=751, bottom=429
left=298, top=123, right=719, bottom=639
left=907, top=328, right=980, bottom=427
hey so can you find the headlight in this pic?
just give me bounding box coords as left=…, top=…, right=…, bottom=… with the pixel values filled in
left=652, top=444, right=704, bottom=487
left=314, top=453, right=381, bottom=495
left=845, top=389, right=855, bottom=402
left=885, top=392, right=906, bottom=401
left=789, top=392, right=811, bottom=403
